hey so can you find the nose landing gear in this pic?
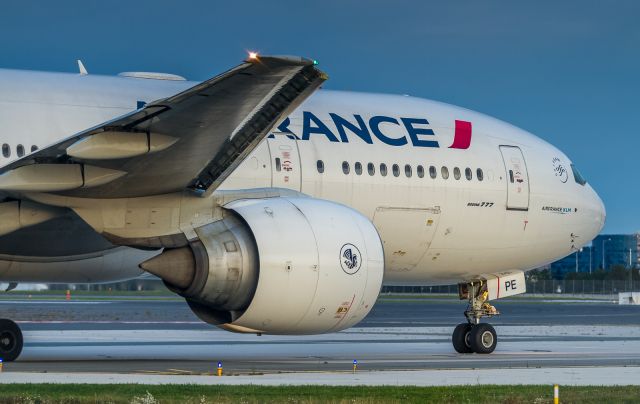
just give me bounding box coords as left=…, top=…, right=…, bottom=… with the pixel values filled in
left=452, top=280, right=499, bottom=354
left=0, top=319, right=23, bottom=361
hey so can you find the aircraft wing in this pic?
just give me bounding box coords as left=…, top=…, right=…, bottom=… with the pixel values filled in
left=0, top=55, right=326, bottom=198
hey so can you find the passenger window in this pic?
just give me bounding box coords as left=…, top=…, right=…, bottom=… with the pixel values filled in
left=441, top=166, right=449, bottom=179
left=392, top=164, right=400, bottom=177
left=429, top=165, right=437, bottom=179
left=380, top=163, right=388, bottom=177
left=404, top=164, right=412, bottom=178
left=342, top=161, right=350, bottom=174
left=16, top=144, right=24, bottom=157
left=367, top=162, right=375, bottom=176
left=453, top=167, right=461, bottom=180
left=476, top=168, right=484, bottom=181
left=2, top=144, right=9, bottom=158
left=417, top=165, right=424, bottom=178
left=31, top=145, right=38, bottom=152
left=465, top=167, right=472, bottom=181
left=316, top=160, right=324, bottom=174
left=355, top=162, right=363, bottom=175
left=275, top=158, right=281, bottom=172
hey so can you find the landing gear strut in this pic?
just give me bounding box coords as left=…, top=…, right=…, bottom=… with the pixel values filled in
left=0, top=319, right=23, bottom=361
left=452, top=281, right=499, bottom=354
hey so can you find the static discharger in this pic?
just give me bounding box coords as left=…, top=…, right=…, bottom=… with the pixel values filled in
left=217, top=361, right=223, bottom=377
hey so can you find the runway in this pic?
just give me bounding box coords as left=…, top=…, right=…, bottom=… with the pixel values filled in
left=2, top=295, right=640, bottom=385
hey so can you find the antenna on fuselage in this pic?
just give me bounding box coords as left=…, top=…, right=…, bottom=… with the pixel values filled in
left=77, top=60, right=88, bottom=76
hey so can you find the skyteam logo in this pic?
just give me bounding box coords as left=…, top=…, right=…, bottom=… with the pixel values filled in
left=552, top=157, right=568, bottom=183
left=268, top=112, right=472, bottom=149
left=340, top=243, right=362, bottom=275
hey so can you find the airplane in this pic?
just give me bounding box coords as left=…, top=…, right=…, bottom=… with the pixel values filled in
left=0, top=54, right=605, bottom=361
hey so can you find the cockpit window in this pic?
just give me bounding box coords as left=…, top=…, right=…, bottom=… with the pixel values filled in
left=571, top=164, right=587, bottom=186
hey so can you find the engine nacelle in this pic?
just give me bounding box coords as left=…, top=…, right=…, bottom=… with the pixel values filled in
left=141, top=197, right=384, bottom=334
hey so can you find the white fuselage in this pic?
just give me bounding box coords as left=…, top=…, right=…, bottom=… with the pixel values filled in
left=0, top=69, right=605, bottom=284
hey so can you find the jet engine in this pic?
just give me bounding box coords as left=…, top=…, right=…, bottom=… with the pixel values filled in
left=140, top=197, right=384, bottom=334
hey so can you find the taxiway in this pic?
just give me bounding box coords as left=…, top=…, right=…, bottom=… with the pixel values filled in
left=1, top=295, right=639, bottom=385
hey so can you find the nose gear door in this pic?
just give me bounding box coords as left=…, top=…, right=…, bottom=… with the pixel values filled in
left=499, top=145, right=529, bottom=211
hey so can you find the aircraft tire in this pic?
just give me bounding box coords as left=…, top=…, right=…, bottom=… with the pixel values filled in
left=469, top=323, right=497, bottom=354
left=452, top=323, right=473, bottom=353
left=0, top=319, right=23, bottom=362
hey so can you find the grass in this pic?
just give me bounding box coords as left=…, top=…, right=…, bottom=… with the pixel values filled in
left=0, top=384, right=638, bottom=403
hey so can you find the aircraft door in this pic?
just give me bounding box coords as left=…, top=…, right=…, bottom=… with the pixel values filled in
left=267, top=134, right=301, bottom=191
left=499, top=145, right=529, bottom=211
left=373, top=207, right=441, bottom=272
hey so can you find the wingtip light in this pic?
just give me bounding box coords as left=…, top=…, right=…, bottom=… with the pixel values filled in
left=248, top=51, right=259, bottom=61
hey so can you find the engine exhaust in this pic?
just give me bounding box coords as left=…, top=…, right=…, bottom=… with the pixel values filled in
left=139, top=247, right=195, bottom=289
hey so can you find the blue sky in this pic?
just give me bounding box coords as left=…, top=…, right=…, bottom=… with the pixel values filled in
left=0, top=1, right=637, bottom=233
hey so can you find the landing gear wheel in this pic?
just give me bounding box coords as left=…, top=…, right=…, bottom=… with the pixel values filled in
left=468, top=323, right=497, bottom=354
left=0, top=319, right=23, bottom=361
left=452, top=323, right=473, bottom=353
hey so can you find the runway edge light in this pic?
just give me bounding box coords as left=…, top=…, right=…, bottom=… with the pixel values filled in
left=353, top=359, right=357, bottom=373
left=217, top=361, right=223, bottom=377
left=553, top=384, right=559, bottom=404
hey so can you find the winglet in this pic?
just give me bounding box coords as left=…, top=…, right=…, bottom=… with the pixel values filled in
left=77, top=60, right=88, bottom=76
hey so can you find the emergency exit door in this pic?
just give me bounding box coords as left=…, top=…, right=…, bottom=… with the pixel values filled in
left=499, top=145, right=529, bottom=211
left=267, top=134, right=301, bottom=191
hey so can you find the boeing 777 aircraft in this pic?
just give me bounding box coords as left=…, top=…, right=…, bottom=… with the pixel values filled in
left=0, top=55, right=605, bottom=361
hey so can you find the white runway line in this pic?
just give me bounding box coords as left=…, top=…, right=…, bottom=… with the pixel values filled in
left=1, top=367, right=639, bottom=386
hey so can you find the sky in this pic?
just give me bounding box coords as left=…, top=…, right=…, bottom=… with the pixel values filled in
left=0, top=1, right=637, bottom=233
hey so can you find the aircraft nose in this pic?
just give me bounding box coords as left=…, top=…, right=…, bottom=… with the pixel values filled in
left=590, top=185, right=606, bottom=235
left=595, top=190, right=606, bottom=233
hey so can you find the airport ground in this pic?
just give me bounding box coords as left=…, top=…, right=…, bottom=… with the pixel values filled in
left=0, top=292, right=639, bottom=402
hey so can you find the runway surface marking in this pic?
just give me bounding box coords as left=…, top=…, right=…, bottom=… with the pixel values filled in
left=2, top=367, right=640, bottom=386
